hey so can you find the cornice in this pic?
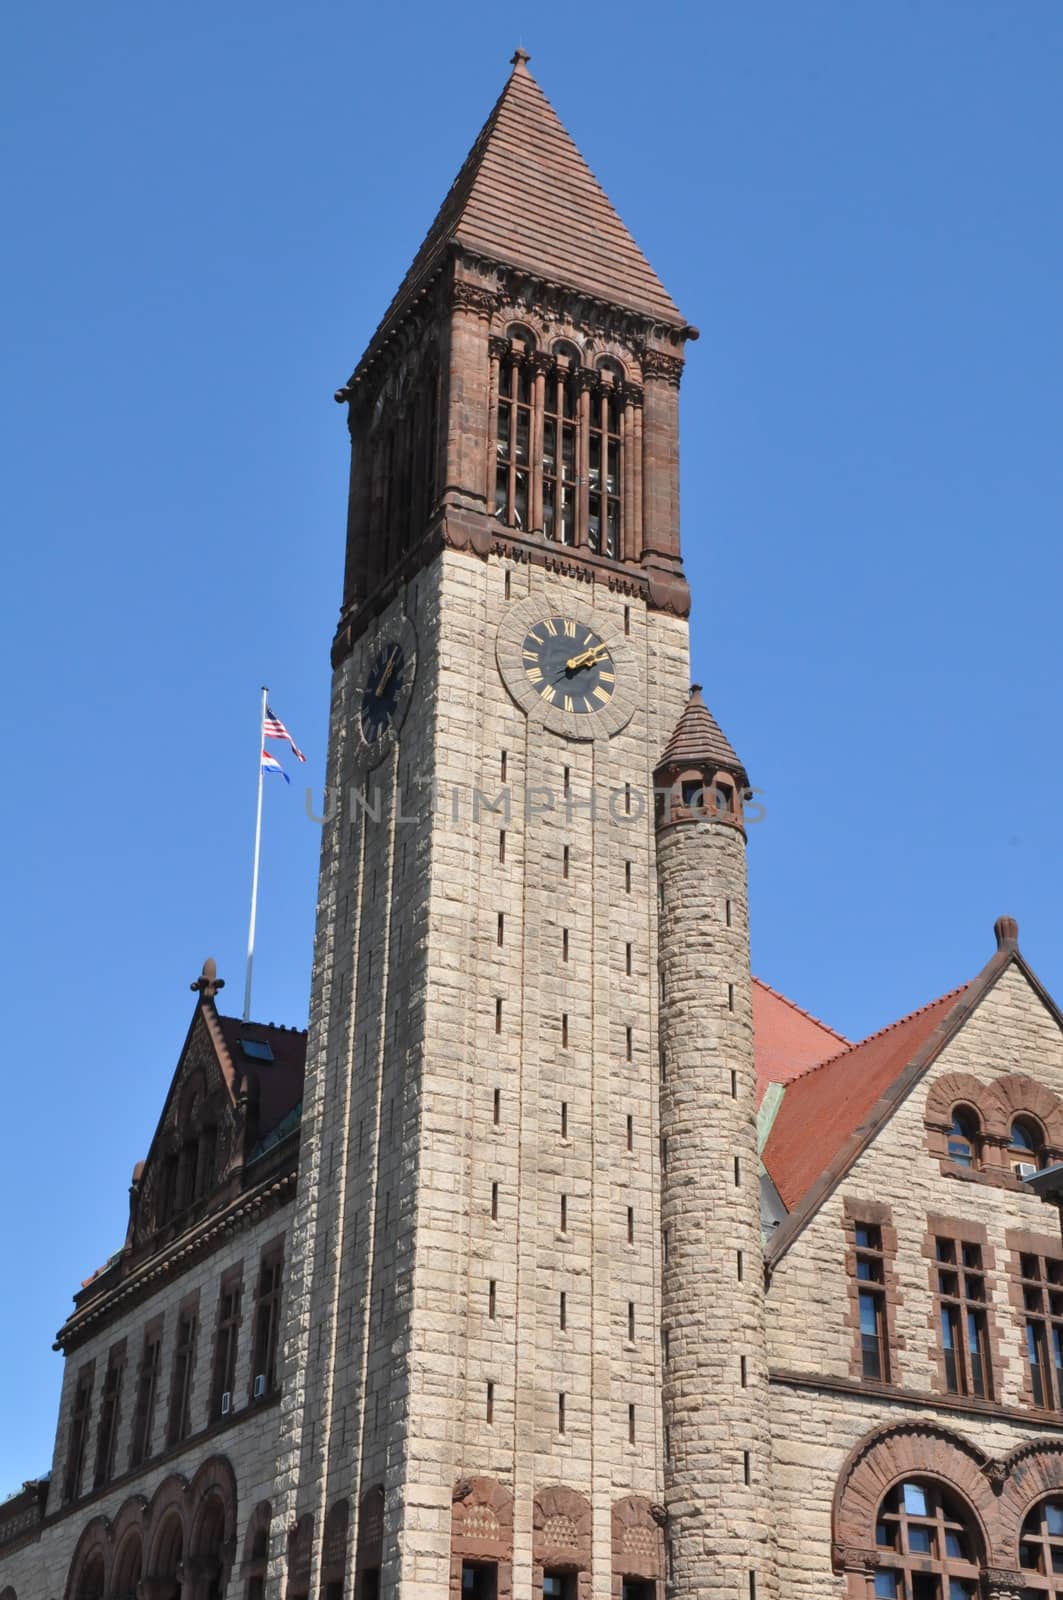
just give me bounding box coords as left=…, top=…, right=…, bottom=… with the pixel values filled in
left=55, top=1160, right=298, bottom=1354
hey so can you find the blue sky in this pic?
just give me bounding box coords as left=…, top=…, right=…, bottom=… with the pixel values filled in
left=2, top=0, right=1061, bottom=1490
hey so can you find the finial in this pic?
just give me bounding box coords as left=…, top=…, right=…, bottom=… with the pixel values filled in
left=510, top=46, right=531, bottom=71
left=689, top=683, right=704, bottom=700
left=191, top=957, right=225, bottom=1001
left=994, top=915, right=1019, bottom=952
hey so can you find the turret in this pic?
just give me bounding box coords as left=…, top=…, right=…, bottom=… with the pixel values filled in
left=654, top=687, right=775, bottom=1600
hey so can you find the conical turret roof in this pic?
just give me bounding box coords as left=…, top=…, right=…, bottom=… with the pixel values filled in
left=375, top=51, right=687, bottom=337
left=656, top=685, right=748, bottom=785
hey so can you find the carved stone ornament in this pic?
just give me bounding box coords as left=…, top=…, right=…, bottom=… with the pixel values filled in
left=452, top=1479, right=473, bottom=1503
left=985, top=1572, right=1026, bottom=1600
left=451, top=281, right=502, bottom=318
left=640, top=349, right=684, bottom=386
left=832, top=1545, right=882, bottom=1572
left=983, top=1458, right=1008, bottom=1491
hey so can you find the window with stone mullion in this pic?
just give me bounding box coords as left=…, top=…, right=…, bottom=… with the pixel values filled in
left=1021, top=1252, right=1063, bottom=1410
left=935, top=1237, right=991, bottom=1399
left=1020, top=1495, right=1063, bottom=1591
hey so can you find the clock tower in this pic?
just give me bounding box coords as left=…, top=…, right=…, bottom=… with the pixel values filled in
left=275, top=50, right=751, bottom=1600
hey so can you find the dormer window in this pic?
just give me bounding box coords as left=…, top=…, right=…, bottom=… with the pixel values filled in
left=947, top=1108, right=982, bottom=1169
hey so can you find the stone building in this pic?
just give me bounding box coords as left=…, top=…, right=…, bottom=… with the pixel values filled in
left=4, top=47, right=1063, bottom=1600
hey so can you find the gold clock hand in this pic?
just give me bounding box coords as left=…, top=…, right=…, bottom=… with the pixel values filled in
left=565, top=643, right=609, bottom=672
left=375, top=649, right=398, bottom=697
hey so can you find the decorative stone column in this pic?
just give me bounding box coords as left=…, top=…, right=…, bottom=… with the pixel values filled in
left=985, top=1573, right=1026, bottom=1600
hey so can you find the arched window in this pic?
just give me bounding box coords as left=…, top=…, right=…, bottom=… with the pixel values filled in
left=74, top=1554, right=106, bottom=1600
left=872, top=1479, right=981, bottom=1596
left=1020, top=1497, right=1063, bottom=1591
left=947, top=1108, right=982, bottom=1169
left=1010, top=1116, right=1046, bottom=1174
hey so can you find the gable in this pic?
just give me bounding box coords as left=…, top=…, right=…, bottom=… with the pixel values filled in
left=765, top=939, right=1063, bottom=1266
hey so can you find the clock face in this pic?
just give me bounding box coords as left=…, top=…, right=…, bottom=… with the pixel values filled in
left=360, top=641, right=407, bottom=744
left=496, top=595, right=636, bottom=742
left=521, top=617, right=617, bottom=715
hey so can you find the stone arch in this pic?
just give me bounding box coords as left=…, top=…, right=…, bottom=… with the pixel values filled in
left=64, top=1517, right=111, bottom=1600
left=354, top=1486, right=383, bottom=1598
left=610, top=1497, right=664, bottom=1599
left=924, top=1073, right=990, bottom=1163
left=319, top=1500, right=348, bottom=1598
left=450, top=1477, right=513, bottom=1600
left=111, top=1530, right=144, bottom=1600
left=1, top=1585, right=16, bottom=1600
left=995, top=1439, right=1063, bottom=1565
left=993, top=1074, right=1063, bottom=1148
left=110, top=1498, right=148, bottom=1600
left=596, top=355, right=627, bottom=383
left=533, top=1486, right=592, bottom=1600
left=504, top=322, right=538, bottom=354
left=286, top=1513, right=313, bottom=1600
left=189, top=1456, right=238, bottom=1553
left=241, top=1502, right=271, bottom=1600
left=553, top=339, right=584, bottom=367
left=145, top=1473, right=192, bottom=1580
left=832, top=1421, right=998, bottom=1567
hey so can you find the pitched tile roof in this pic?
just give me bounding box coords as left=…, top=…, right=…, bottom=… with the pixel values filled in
left=752, top=977, right=850, bottom=1103
left=373, top=51, right=687, bottom=341
left=762, top=984, right=971, bottom=1213
left=656, top=685, right=748, bottom=784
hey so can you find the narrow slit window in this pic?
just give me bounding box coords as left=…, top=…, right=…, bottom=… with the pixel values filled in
left=627, top=1301, right=635, bottom=1341
left=628, top=1403, right=636, bottom=1443
left=486, top=1381, right=494, bottom=1423
left=488, top=1280, right=496, bottom=1319
left=560, top=1101, right=568, bottom=1139
left=560, top=1195, right=568, bottom=1233
left=495, top=997, right=502, bottom=1034
left=562, top=1013, right=569, bottom=1047
left=626, top=1114, right=633, bottom=1152
left=625, top=1026, right=633, bottom=1062
left=493, top=1088, right=500, bottom=1126
left=497, top=912, right=504, bottom=947
left=627, top=1206, right=634, bottom=1244
left=491, top=1182, right=499, bottom=1221
left=562, top=845, right=570, bottom=878
left=625, top=860, right=632, bottom=893
left=559, top=1291, right=567, bottom=1330
left=498, top=830, right=506, bottom=863
left=558, top=1393, right=566, bottom=1434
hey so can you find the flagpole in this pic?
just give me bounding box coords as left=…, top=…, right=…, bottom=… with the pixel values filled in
left=243, top=685, right=268, bottom=1022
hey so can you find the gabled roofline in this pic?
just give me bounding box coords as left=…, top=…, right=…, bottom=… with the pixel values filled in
left=766, top=934, right=1063, bottom=1271
left=753, top=975, right=850, bottom=1050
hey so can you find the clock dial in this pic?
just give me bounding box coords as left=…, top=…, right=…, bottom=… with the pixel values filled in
left=360, top=641, right=406, bottom=744
left=521, top=616, right=617, bottom=715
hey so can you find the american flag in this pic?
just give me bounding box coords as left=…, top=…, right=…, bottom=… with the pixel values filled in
left=264, top=703, right=306, bottom=763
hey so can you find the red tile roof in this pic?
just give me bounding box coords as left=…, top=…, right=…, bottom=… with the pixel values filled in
left=752, top=977, right=849, bottom=1103
left=762, top=983, right=970, bottom=1212
left=372, top=53, right=687, bottom=343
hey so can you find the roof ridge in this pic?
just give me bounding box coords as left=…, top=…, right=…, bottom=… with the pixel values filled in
left=752, top=976, right=850, bottom=1044
left=783, top=980, right=972, bottom=1086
